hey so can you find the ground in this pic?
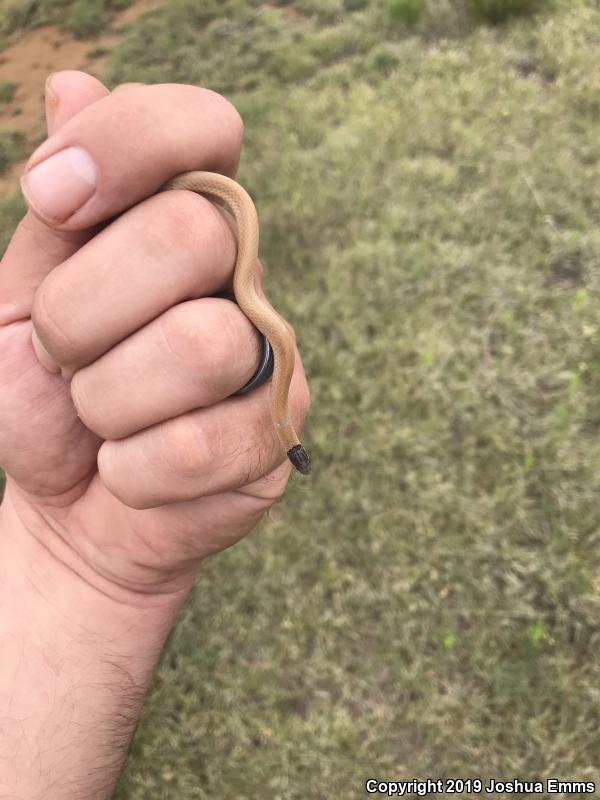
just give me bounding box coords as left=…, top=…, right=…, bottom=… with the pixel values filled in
left=0, top=1, right=599, bottom=798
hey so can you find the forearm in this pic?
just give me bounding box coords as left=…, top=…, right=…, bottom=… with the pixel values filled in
left=0, top=485, right=192, bottom=800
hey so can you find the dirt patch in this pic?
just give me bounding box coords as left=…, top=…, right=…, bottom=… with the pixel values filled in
left=0, top=0, right=164, bottom=194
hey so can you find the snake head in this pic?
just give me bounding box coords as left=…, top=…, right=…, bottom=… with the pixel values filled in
left=287, top=444, right=311, bottom=475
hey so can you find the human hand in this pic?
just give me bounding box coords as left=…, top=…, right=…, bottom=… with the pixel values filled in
left=0, top=70, right=310, bottom=599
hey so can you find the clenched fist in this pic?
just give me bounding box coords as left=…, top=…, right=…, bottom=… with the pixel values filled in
left=0, top=70, right=310, bottom=597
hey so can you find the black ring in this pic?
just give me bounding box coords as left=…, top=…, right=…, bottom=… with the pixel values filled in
left=213, top=292, right=275, bottom=396
left=235, top=334, right=274, bottom=395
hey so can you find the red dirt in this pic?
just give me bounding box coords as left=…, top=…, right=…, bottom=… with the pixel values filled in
left=0, top=0, right=164, bottom=193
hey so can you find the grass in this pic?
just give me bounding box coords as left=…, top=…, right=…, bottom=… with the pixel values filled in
left=0, top=80, right=17, bottom=102
left=469, top=0, right=553, bottom=23
left=385, top=0, right=426, bottom=24
left=0, top=0, right=134, bottom=42
left=0, top=130, right=26, bottom=174
left=2, top=0, right=600, bottom=797
left=0, top=193, right=24, bottom=254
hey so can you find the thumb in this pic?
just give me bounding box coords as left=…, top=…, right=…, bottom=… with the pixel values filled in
left=0, top=72, right=110, bottom=498
left=0, top=71, right=110, bottom=326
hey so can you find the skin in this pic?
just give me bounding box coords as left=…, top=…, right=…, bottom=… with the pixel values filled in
left=0, top=71, right=310, bottom=798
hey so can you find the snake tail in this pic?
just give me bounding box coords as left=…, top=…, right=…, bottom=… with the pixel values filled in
left=287, top=444, right=311, bottom=475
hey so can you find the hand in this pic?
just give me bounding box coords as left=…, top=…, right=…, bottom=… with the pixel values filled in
left=0, top=70, right=310, bottom=600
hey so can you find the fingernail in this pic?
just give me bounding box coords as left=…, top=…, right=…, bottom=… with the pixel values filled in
left=44, top=73, right=59, bottom=135
left=31, top=329, right=60, bottom=374
left=20, top=146, right=97, bottom=223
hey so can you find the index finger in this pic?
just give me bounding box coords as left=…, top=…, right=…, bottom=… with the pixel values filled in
left=19, top=83, right=244, bottom=230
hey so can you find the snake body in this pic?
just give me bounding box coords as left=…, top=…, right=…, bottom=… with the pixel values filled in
left=161, top=171, right=310, bottom=475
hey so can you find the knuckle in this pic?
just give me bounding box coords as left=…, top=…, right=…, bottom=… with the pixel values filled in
left=153, top=190, right=232, bottom=262
left=240, top=461, right=293, bottom=504
left=70, top=371, right=116, bottom=440
left=161, top=415, right=220, bottom=480
left=210, top=301, right=254, bottom=372
left=153, top=192, right=205, bottom=253
left=229, top=105, right=245, bottom=153
left=204, top=89, right=244, bottom=150
left=31, top=281, right=80, bottom=364
left=159, top=301, right=218, bottom=372
left=70, top=372, right=94, bottom=431
left=291, top=365, right=311, bottom=426
left=117, top=486, right=155, bottom=510
left=97, top=442, right=153, bottom=510
left=160, top=302, right=203, bottom=365
left=202, top=304, right=243, bottom=384
left=161, top=300, right=248, bottom=391
left=255, top=469, right=291, bottom=504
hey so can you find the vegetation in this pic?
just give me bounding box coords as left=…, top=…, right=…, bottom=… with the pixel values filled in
left=0, top=130, right=25, bottom=174
left=385, top=0, right=426, bottom=24
left=0, top=0, right=556, bottom=46
left=0, top=80, right=17, bottom=102
left=1, top=0, right=599, bottom=797
left=0, top=193, right=24, bottom=253
left=470, top=0, right=553, bottom=23
left=0, top=0, right=134, bottom=42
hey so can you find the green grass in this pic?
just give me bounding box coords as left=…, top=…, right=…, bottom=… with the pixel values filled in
left=0, top=0, right=134, bottom=42
left=2, top=0, right=600, bottom=797
left=470, top=0, right=553, bottom=23
left=0, top=80, right=17, bottom=102
left=386, top=0, right=426, bottom=24
left=0, top=130, right=26, bottom=174
left=0, top=192, right=24, bottom=254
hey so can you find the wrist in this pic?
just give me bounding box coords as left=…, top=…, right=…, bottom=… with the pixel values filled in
left=1, top=477, right=199, bottom=610
left=0, top=479, right=194, bottom=633
left=0, top=481, right=192, bottom=799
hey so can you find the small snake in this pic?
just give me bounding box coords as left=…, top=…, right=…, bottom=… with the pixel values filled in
left=161, top=171, right=310, bottom=476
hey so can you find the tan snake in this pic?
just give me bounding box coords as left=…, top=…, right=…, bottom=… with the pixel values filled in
left=161, top=171, right=310, bottom=475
